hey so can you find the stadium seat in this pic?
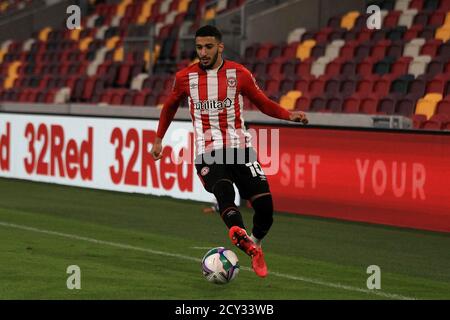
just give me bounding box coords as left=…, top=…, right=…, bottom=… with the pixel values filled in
left=426, top=57, right=446, bottom=76
left=327, top=96, right=344, bottom=112
left=343, top=96, right=361, bottom=113
left=415, top=93, right=443, bottom=118
left=408, top=55, right=432, bottom=77
left=391, top=74, right=415, bottom=94
left=422, top=114, right=448, bottom=129
left=420, top=39, right=443, bottom=56
left=412, top=114, right=427, bottom=128
left=426, top=73, right=450, bottom=94
left=296, top=40, right=316, bottom=60
left=360, top=95, right=379, bottom=114
left=435, top=26, right=450, bottom=42
left=340, top=11, right=360, bottom=30
left=280, top=91, right=302, bottom=110
left=395, top=94, right=419, bottom=117
left=373, top=76, right=392, bottom=96
left=373, top=56, right=396, bottom=75
left=398, top=10, right=418, bottom=28
left=340, top=77, right=359, bottom=96
left=435, top=99, right=450, bottom=116
left=310, top=96, right=327, bottom=112
left=391, top=56, right=413, bottom=76
left=295, top=95, right=311, bottom=111
left=377, top=94, right=399, bottom=114
left=404, top=38, right=426, bottom=57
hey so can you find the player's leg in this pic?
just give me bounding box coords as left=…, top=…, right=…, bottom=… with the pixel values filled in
left=232, top=148, right=273, bottom=246
left=228, top=148, right=270, bottom=277
left=248, top=192, right=274, bottom=248
left=195, top=151, right=245, bottom=230
left=211, top=178, right=245, bottom=229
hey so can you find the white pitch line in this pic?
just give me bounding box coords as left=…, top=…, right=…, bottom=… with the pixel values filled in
left=0, top=221, right=416, bottom=300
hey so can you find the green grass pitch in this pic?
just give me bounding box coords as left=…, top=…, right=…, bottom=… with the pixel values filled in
left=0, top=178, right=449, bottom=300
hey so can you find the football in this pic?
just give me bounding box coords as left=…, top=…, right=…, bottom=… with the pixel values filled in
left=201, top=247, right=240, bottom=284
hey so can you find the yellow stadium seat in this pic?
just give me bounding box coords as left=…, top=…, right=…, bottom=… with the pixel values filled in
left=415, top=94, right=442, bottom=119
left=423, top=93, right=443, bottom=102
left=8, top=61, right=21, bottom=77
left=4, top=61, right=21, bottom=89
left=435, top=26, right=450, bottom=42
left=106, top=36, right=120, bottom=49
left=79, top=37, right=93, bottom=51
left=39, top=27, right=52, bottom=42
left=117, top=0, right=132, bottom=17
left=114, top=47, right=124, bottom=61
left=444, top=12, right=450, bottom=26
left=137, top=0, right=155, bottom=24
left=178, top=0, right=190, bottom=13
left=0, top=49, right=6, bottom=63
left=280, top=91, right=302, bottom=110
left=204, top=8, right=216, bottom=21
left=287, top=90, right=302, bottom=98
left=340, top=11, right=360, bottom=30
left=415, top=100, right=437, bottom=119
left=296, top=40, right=316, bottom=60
left=70, top=28, right=82, bottom=41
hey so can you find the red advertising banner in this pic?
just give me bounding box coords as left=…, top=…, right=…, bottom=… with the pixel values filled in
left=249, top=125, right=450, bottom=233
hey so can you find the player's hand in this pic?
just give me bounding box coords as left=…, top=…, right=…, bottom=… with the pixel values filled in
left=151, top=138, right=163, bottom=161
left=289, top=111, right=308, bottom=125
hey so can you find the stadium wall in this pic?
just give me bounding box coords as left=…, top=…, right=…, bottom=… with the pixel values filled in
left=0, top=112, right=216, bottom=203
left=0, top=109, right=447, bottom=233
left=249, top=123, right=450, bottom=233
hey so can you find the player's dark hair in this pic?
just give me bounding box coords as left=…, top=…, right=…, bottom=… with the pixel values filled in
left=195, top=25, right=222, bottom=41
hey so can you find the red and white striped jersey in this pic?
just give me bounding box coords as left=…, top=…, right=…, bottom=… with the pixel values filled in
left=156, top=60, right=290, bottom=156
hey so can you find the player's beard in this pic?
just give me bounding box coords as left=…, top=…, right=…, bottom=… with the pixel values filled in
left=199, top=50, right=219, bottom=70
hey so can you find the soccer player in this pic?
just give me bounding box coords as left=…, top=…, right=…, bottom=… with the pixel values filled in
left=151, top=25, right=308, bottom=278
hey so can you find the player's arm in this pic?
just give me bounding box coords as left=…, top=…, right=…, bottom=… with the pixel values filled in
left=240, top=68, right=308, bottom=124
left=151, top=74, right=186, bottom=161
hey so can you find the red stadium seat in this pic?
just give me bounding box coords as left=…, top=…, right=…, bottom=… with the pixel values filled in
left=327, top=96, right=343, bottom=112
left=343, top=96, right=361, bottom=113
left=294, top=79, right=309, bottom=93
left=310, top=96, right=327, bottom=112
left=377, top=94, right=399, bottom=115
left=340, top=78, right=358, bottom=96
left=435, top=99, right=450, bottom=116
left=395, top=95, right=418, bottom=117
left=373, top=76, right=392, bottom=96
left=295, top=95, right=311, bottom=111
left=390, top=56, right=413, bottom=76
left=308, top=78, right=326, bottom=95
left=420, top=39, right=443, bottom=57
left=324, top=78, right=341, bottom=95
left=426, top=73, right=450, bottom=94
left=412, top=114, right=427, bottom=128
left=429, top=10, right=446, bottom=26
left=409, top=0, right=424, bottom=10
left=408, top=78, right=427, bottom=96
left=371, top=40, right=391, bottom=60
left=360, top=95, right=379, bottom=114
left=383, top=11, right=401, bottom=28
